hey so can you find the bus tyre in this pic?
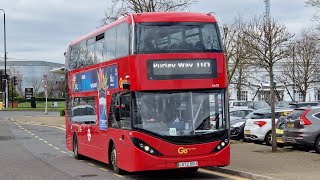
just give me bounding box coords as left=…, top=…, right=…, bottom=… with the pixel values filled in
left=110, top=144, right=124, bottom=175
left=314, top=136, right=320, bottom=154
left=73, top=135, right=82, bottom=160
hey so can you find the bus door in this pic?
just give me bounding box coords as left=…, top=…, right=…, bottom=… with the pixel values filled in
left=109, top=91, right=132, bottom=163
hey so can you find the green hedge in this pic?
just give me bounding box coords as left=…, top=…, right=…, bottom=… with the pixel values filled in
left=60, top=109, right=66, bottom=116
left=34, top=97, right=65, bottom=102
left=13, top=97, right=65, bottom=102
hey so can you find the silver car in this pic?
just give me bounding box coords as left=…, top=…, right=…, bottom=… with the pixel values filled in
left=229, top=107, right=253, bottom=122
left=283, top=106, right=320, bottom=153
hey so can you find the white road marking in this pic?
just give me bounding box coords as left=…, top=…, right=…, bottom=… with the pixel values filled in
left=113, top=174, right=124, bottom=178
left=87, top=163, right=95, bottom=166
left=199, top=169, right=249, bottom=180
left=99, top=168, right=109, bottom=172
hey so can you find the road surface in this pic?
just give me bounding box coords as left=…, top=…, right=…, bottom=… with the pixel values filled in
left=0, top=114, right=241, bottom=180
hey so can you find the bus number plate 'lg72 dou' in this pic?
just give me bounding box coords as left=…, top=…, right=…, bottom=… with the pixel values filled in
left=177, top=161, right=198, bottom=168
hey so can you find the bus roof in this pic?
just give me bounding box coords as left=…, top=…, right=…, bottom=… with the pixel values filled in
left=69, top=12, right=217, bottom=47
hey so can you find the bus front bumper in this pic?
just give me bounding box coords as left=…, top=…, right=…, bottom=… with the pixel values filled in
left=127, top=144, right=230, bottom=172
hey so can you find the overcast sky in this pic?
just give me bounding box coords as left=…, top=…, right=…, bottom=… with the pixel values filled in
left=0, top=0, right=317, bottom=64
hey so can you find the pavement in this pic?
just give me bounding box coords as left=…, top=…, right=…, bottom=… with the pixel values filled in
left=13, top=115, right=320, bottom=180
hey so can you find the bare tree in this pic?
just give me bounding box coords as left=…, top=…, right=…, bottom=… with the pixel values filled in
left=282, top=31, right=320, bottom=101
left=31, top=80, right=41, bottom=96
left=243, top=16, right=293, bottom=151
left=223, top=16, right=256, bottom=100
left=102, top=0, right=197, bottom=25
left=306, top=0, right=320, bottom=30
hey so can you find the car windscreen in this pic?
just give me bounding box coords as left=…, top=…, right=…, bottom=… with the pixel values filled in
left=250, top=112, right=281, bottom=119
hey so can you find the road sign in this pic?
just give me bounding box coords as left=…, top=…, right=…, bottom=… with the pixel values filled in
left=25, top=88, right=33, bottom=100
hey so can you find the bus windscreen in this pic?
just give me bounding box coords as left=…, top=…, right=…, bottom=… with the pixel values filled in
left=133, top=90, right=226, bottom=138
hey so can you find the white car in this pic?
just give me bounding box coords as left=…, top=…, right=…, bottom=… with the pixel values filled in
left=244, top=108, right=293, bottom=145
left=229, top=101, right=248, bottom=109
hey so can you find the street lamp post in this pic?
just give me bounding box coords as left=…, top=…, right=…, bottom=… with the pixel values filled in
left=43, top=74, right=48, bottom=114
left=0, top=9, right=7, bottom=109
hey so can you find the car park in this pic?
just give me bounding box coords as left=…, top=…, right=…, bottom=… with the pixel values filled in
left=231, top=109, right=263, bottom=141
left=283, top=106, right=320, bottom=153
left=244, top=108, right=293, bottom=145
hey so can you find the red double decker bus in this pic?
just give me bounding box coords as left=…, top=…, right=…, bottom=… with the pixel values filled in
left=65, top=12, right=229, bottom=174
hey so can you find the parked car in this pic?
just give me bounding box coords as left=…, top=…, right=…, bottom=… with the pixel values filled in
left=229, top=107, right=254, bottom=121
left=275, top=101, right=291, bottom=108
left=288, top=102, right=318, bottom=108
left=247, top=101, right=270, bottom=110
left=244, top=108, right=293, bottom=145
left=229, top=101, right=247, bottom=109
left=275, top=111, right=291, bottom=147
left=283, top=106, right=320, bottom=153
left=230, top=109, right=264, bottom=141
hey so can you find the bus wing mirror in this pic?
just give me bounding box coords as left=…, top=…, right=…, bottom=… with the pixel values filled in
left=123, top=82, right=130, bottom=89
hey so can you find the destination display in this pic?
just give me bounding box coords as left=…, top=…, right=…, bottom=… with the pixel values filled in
left=147, top=59, right=217, bottom=80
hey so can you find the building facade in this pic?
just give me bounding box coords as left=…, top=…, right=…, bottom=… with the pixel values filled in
left=228, top=61, right=320, bottom=103
left=0, top=61, right=64, bottom=98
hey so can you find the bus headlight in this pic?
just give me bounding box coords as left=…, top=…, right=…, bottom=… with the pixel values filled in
left=130, top=137, right=162, bottom=156
left=212, top=137, right=229, bottom=152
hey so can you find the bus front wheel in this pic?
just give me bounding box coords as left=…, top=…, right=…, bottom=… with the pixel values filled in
left=73, top=135, right=82, bottom=160
left=110, top=144, right=125, bottom=175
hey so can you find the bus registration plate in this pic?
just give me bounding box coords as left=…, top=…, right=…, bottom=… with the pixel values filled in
left=177, top=161, right=198, bottom=168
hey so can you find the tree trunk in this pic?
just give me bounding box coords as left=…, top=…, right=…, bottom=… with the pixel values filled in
left=270, top=67, right=277, bottom=152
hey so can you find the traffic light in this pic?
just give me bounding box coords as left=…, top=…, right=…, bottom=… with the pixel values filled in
left=0, top=73, right=3, bottom=91
left=4, top=74, right=9, bottom=80
left=13, top=76, right=18, bottom=86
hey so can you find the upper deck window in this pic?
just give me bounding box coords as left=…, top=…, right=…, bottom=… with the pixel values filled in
left=136, top=22, right=222, bottom=54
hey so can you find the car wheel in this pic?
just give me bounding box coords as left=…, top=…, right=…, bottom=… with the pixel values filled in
left=277, top=144, right=285, bottom=148
left=73, top=135, right=82, bottom=160
left=315, top=136, right=320, bottom=154
left=110, top=144, right=125, bottom=175
left=265, top=131, right=272, bottom=146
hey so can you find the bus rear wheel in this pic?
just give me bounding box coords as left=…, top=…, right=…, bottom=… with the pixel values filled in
left=110, top=144, right=125, bottom=175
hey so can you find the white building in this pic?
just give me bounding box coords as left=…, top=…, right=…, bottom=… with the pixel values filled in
left=228, top=61, right=320, bottom=103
